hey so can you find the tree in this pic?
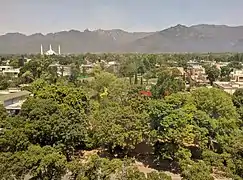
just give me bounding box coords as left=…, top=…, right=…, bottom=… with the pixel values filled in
left=228, top=61, right=243, bottom=70
left=0, top=105, right=7, bottom=121
left=151, top=69, right=185, bottom=98
left=192, top=87, right=237, bottom=120
left=220, top=66, right=232, bottom=81
left=21, top=70, right=34, bottom=84
left=20, top=82, right=90, bottom=159
left=204, top=65, right=220, bottom=85
left=0, top=145, right=67, bottom=180
left=68, top=154, right=123, bottom=180
left=180, top=160, right=213, bottom=180
left=0, top=75, right=9, bottom=90
left=147, top=171, right=172, bottom=180
left=69, top=63, right=80, bottom=83
left=233, top=88, right=243, bottom=108
left=233, top=88, right=243, bottom=122
left=93, top=103, right=150, bottom=153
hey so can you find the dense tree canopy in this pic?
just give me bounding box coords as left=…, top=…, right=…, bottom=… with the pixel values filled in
left=1, top=53, right=243, bottom=179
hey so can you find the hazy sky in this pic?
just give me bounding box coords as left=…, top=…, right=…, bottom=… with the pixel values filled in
left=1, top=0, right=243, bottom=35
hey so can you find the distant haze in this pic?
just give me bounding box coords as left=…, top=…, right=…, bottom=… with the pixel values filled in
left=1, top=0, right=243, bottom=35
left=2, top=24, right=243, bottom=53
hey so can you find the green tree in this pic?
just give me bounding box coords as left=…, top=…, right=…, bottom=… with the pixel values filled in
left=220, top=66, right=232, bottom=81
left=151, top=69, right=185, bottom=98
left=0, top=145, right=67, bottom=180
left=204, top=65, right=220, bottom=85
left=0, top=75, right=9, bottom=90
left=93, top=103, right=150, bottom=153
left=68, top=154, right=123, bottom=180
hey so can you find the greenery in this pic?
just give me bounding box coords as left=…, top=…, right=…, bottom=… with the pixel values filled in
left=0, top=53, right=243, bottom=179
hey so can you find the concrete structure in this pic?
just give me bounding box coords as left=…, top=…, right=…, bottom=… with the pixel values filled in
left=2, top=68, right=20, bottom=77
left=215, top=62, right=229, bottom=69
left=81, top=64, right=95, bottom=74
left=0, top=90, right=30, bottom=114
left=230, top=69, right=243, bottom=82
left=0, top=66, right=12, bottom=72
left=214, top=69, right=243, bottom=94
left=0, top=66, right=20, bottom=77
left=188, top=65, right=208, bottom=83
left=49, top=63, right=71, bottom=76
left=105, top=61, right=119, bottom=73
left=214, top=81, right=243, bottom=95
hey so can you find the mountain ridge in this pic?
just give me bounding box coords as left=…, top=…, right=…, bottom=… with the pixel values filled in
left=2, top=24, right=243, bottom=54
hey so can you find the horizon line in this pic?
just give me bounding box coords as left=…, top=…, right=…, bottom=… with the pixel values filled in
left=1, top=23, right=243, bottom=36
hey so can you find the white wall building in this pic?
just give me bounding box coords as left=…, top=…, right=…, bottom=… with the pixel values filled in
left=2, top=68, right=20, bottom=77
left=0, top=66, right=12, bottom=72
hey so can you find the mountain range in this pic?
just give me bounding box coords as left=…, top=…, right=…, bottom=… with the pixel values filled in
left=2, top=24, right=243, bottom=54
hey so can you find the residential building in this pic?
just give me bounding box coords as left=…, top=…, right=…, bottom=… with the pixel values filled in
left=230, top=69, right=243, bottom=82
left=215, top=62, right=229, bottom=69
left=106, top=61, right=119, bottom=73
left=214, top=81, right=243, bottom=95
left=81, top=64, right=95, bottom=74
left=188, top=65, right=208, bottom=83
left=49, top=63, right=71, bottom=76
left=0, top=66, right=12, bottom=72
left=2, top=68, right=20, bottom=77
left=0, top=90, right=30, bottom=114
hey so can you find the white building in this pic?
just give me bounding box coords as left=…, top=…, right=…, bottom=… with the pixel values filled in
left=214, top=69, right=243, bottom=94
left=2, top=68, right=20, bottom=77
left=0, top=66, right=20, bottom=77
left=0, top=90, right=30, bottom=114
left=214, top=81, right=243, bottom=95
left=41, top=44, right=61, bottom=55
left=49, top=63, right=71, bottom=76
left=0, top=66, right=12, bottom=72
left=230, top=69, right=243, bottom=82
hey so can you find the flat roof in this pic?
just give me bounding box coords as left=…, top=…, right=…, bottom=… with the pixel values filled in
left=5, top=100, right=25, bottom=110
left=0, top=90, right=30, bottom=103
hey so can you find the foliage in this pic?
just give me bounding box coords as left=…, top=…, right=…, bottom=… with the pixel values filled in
left=220, top=65, right=232, bottom=81
left=1, top=53, right=243, bottom=179
left=68, top=154, right=123, bottom=180
left=204, top=65, right=220, bottom=85
left=0, top=145, right=67, bottom=180
left=93, top=103, right=150, bottom=152
left=151, top=68, right=185, bottom=98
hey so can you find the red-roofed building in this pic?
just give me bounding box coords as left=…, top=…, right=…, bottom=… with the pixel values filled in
left=140, top=90, right=152, bottom=97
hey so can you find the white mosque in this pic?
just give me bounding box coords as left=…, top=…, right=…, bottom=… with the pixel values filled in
left=40, top=44, right=61, bottom=55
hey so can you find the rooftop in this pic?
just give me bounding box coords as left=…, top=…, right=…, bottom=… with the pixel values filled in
left=214, top=81, right=243, bottom=89
left=0, top=90, right=30, bottom=103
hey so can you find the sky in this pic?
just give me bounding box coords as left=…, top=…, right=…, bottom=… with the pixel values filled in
left=1, top=0, right=243, bottom=35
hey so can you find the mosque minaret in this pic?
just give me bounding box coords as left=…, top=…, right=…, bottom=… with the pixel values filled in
left=40, top=44, right=61, bottom=55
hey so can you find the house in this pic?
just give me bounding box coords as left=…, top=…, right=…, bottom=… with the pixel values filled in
left=230, top=69, right=243, bottom=82
left=106, top=61, right=119, bottom=73
left=214, top=81, right=243, bottom=95
left=2, top=68, right=20, bottom=77
left=81, top=64, right=95, bottom=74
left=0, top=66, right=20, bottom=77
left=214, top=69, right=243, bottom=94
left=215, top=62, right=229, bottom=69
left=49, top=63, right=71, bottom=76
left=0, top=66, right=12, bottom=72
left=0, top=90, right=30, bottom=114
left=188, top=65, right=208, bottom=83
